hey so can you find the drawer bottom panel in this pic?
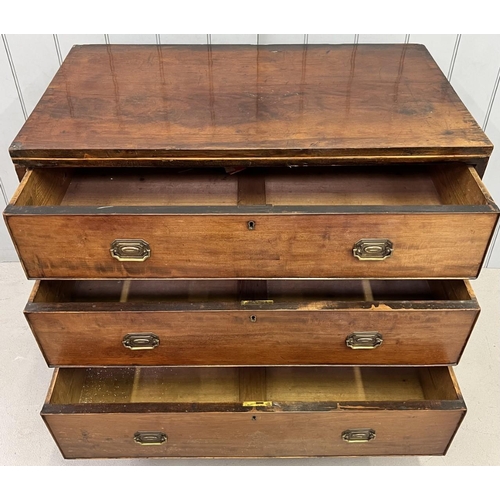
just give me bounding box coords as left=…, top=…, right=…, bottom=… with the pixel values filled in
left=42, top=366, right=466, bottom=459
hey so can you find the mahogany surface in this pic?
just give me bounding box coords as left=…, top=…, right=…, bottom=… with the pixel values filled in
left=10, top=44, right=492, bottom=169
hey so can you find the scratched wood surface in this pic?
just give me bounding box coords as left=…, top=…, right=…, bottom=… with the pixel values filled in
left=26, top=279, right=479, bottom=366
left=4, top=165, right=499, bottom=279
left=6, top=212, right=497, bottom=279
left=42, top=366, right=465, bottom=458
left=9, top=44, right=492, bottom=167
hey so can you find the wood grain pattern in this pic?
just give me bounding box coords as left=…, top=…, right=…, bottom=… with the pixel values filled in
left=5, top=164, right=497, bottom=279
left=9, top=44, right=492, bottom=169
left=41, top=366, right=465, bottom=458
left=6, top=212, right=498, bottom=279
left=25, top=279, right=479, bottom=366
left=43, top=410, right=464, bottom=459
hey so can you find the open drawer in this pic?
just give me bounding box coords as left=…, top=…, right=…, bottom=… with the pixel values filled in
left=42, top=366, right=466, bottom=458
left=26, top=279, right=480, bottom=366
left=4, top=163, right=498, bottom=279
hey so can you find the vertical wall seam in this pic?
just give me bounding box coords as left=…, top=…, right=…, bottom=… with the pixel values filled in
left=155, top=34, right=161, bottom=45
left=354, top=34, right=359, bottom=44
left=207, top=34, right=211, bottom=45
left=447, top=34, right=462, bottom=81
left=304, top=34, right=309, bottom=45
left=0, top=177, right=8, bottom=205
left=104, top=34, right=110, bottom=44
left=53, top=34, right=63, bottom=66
left=404, top=34, right=410, bottom=44
left=257, top=34, right=260, bottom=45
left=483, top=65, right=500, bottom=131
left=1, top=34, right=28, bottom=120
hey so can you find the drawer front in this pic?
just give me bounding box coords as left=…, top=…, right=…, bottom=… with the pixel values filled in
left=42, top=366, right=466, bottom=459
left=28, top=309, right=478, bottom=366
left=7, top=213, right=497, bottom=279
left=43, top=410, right=464, bottom=459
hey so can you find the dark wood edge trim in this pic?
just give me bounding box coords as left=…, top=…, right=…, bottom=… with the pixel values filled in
left=4, top=204, right=497, bottom=215
left=45, top=363, right=461, bottom=369
left=9, top=147, right=493, bottom=160
left=27, top=275, right=483, bottom=280
left=41, top=399, right=465, bottom=415
left=24, top=299, right=480, bottom=314
left=12, top=156, right=493, bottom=172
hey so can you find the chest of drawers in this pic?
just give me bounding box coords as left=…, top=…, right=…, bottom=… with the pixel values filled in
left=3, top=43, right=498, bottom=459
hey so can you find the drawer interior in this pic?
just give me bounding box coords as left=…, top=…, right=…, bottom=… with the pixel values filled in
left=32, top=279, right=474, bottom=305
left=12, top=164, right=495, bottom=208
left=48, top=366, right=460, bottom=404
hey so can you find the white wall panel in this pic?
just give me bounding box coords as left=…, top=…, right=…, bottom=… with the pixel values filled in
left=0, top=38, right=25, bottom=199
left=159, top=35, right=207, bottom=44
left=482, top=78, right=500, bottom=267
left=57, top=34, right=106, bottom=59
left=211, top=35, right=257, bottom=44
left=308, top=35, right=357, bottom=44
left=358, top=34, right=407, bottom=43
left=450, top=35, right=500, bottom=127
left=408, top=34, right=457, bottom=75
left=108, top=34, right=157, bottom=44
left=258, top=34, right=305, bottom=44
left=4, top=34, right=59, bottom=117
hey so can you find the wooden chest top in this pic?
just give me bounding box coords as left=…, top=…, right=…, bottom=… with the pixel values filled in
left=10, top=43, right=491, bottom=166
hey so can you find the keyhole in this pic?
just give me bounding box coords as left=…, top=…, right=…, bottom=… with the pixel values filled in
left=252, top=416, right=257, bottom=421
left=247, top=220, right=256, bottom=230
left=250, top=315, right=257, bottom=322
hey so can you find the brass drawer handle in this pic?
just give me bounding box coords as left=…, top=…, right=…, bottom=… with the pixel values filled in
left=346, top=332, right=383, bottom=349
left=134, top=431, right=167, bottom=445
left=353, top=239, right=393, bottom=260
left=342, top=429, right=376, bottom=443
left=110, top=239, right=151, bottom=262
left=122, top=333, right=160, bottom=350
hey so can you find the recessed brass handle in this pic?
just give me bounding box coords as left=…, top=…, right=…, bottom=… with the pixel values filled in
left=342, top=429, right=376, bottom=443
left=346, top=332, right=383, bottom=349
left=110, top=239, right=151, bottom=262
left=122, top=333, right=160, bottom=350
left=134, top=431, right=167, bottom=445
left=353, top=239, right=393, bottom=260
left=240, top=299, right=274, bottom=306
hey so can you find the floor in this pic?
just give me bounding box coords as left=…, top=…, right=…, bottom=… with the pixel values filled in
left=0, top=262, right=498, bottom=466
